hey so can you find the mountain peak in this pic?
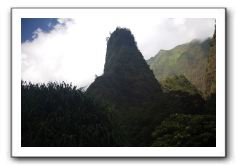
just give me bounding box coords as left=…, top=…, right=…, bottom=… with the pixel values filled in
left=87, top=27, right=162, bottom=108
left=104, top=27, right=144, bottom=74
left=106, top=27, right=137, bottom=49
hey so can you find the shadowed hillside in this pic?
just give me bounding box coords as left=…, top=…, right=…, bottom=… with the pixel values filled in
left=21, top=27, right=216, bottom=147
left=21, top=81, right=126, bottom=147
left=87, top=27, right=163, bottom=109
left=152, top=114, right=216, bottom=147
left=205, top=28, right=216, bottom=97
left=86, top=27, right=214, bottom=146
left=87, top=28, right=167, bottom=146
left=204, top=26, right=216, bottom=114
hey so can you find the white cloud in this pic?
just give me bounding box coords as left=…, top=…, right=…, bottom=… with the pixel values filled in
left=22, top=16, right=215, bottom=87
left=22, top=18, right=106, bottom=88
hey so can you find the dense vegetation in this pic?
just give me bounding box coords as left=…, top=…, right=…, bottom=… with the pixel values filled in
left=152, top=114, right=216, bottom=147
left=204, top=28, right=216, bottom=114
left=21, top=81, right=126, bottom=147
left=147, top=39, right=211, bottom=94
left=160, top=75, right=200, bottom=95
left=21, top=27, right=216, bottom=147
left=205, top=28, right=216, bottom=97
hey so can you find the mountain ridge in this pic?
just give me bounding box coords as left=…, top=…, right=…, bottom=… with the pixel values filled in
left=87, top=27, right=166, bottom=146
left=147, top=38, right=211, bottom=94
left=87, top=27, right=163, bottom=108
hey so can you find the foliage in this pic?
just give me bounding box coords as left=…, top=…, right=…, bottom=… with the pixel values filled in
left=21, top=27, right=217, bottom=147
left=147, top=39, right=211, bottom=94
left=158, top=75, right=206, bottom=115
left=87, top=27, right=215, bottom=147
left=87, top=28, right=166, bottom=146
left=160, top=75, right=200, bottom=95
left=163, top=91, right=205, bottom=115
left=21, top=81, right=126, bottom=147
left=152, top=114, right=216, bottom=147
left=205, top=93, right=216, bottom=115
left=205, top=28, right=216, bottom=97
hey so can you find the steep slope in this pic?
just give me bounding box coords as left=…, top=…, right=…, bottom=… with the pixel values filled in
left=204, top=27, right=216, bottom=114
left=87, top=27, right=164, bottom=146
left=86, top=27, right=209, bottom=146
left=160, top=75, right=205, bottom=115
left=160, top=75, right=200, bottom=95
left=87, top=27, right=162, bottom=108
left=147, top=39, right=211, bottom=94
left=205, top=28, right=216, bottom=97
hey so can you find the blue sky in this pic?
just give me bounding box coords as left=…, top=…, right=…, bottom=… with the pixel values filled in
left=21, top=17, right=215, bottom=87
left=21, top=18, right=58, bottom=43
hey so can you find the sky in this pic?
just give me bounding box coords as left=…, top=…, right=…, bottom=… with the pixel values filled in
left=21, top=15, right=215, bottom=88
left=21, top=18, right=59, bottom=43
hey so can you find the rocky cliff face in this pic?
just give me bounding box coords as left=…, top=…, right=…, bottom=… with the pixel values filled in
left=204, top=27, right=216, bottom=114
left=87, top=27, right=162, bottom=108
left=205, top=28, right=216, bottom=97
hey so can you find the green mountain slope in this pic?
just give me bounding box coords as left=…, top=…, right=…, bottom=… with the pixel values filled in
left=21, top=26, right=216, bottom=147
left=205, top=28, right=216, bottom=97
left=161, top=75, right=206, bottom=115
left=160, top=75, right=200, bottom=95
left=147, top=39, right=211, bottom=94
left=204, top=27, right=216, bottom=114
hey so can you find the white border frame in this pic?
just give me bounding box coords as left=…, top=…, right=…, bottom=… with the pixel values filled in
left=11, top=8, right=226, bottom=157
